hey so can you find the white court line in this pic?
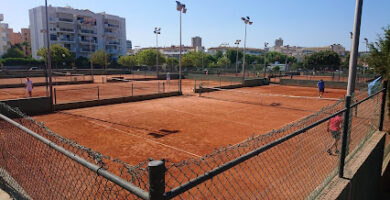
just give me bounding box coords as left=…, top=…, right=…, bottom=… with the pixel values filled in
left=0, top=90, right=12, bottom=95
left=231, top=110, right=322, bottom=147
left=88, top=120, right=202, bottom=158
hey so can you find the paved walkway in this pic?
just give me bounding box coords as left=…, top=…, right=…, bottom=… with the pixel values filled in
left=0, top=189, right=11, bottom=200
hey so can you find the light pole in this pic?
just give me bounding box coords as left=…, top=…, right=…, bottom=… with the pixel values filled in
left=241, top=16, right=253, bottom=84
left=44, top=0, right=53, bottom=107
left=263, top=42, right=268, bottom=78
left=176, top=1, right=187, bottom=93
left=363, top=38, right=368, bottom=79
left=234, top=40, right=241, bottom=74
left=154, top=27, right=161, bottom=78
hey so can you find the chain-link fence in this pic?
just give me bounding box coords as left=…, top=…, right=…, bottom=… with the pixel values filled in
left=0, top=102, right=150, bottom=199
left=0, top=81, right=387, bottom=199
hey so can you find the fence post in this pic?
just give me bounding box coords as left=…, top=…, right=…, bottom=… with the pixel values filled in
left=339, top=95, right=352, bottom=178
left=148, top=160, right=166, bottom=200
left=54, top=88, right=57, bottom=105
left=97, top=86, right=100, bottom=100
left=379, top=80, right=388, bottom=131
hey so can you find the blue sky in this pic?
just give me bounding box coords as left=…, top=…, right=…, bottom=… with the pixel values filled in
left=0, top=0, right=389, bottom=50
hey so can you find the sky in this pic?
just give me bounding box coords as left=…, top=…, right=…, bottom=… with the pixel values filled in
left=0, top=0, right=389, bottom=51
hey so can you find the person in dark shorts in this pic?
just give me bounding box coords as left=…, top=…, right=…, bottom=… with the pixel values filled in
left=317, top=79, right=325, bottom=98
left=327, top=114, right=343, bottom=155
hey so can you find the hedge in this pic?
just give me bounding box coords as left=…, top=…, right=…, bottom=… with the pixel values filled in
left=0, top=58, right=44, bottom=66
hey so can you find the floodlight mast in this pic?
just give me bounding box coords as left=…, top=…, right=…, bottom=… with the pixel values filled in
left=241, top=16, right=253, bottom=84
left=176, top=1, right=187, bottom=93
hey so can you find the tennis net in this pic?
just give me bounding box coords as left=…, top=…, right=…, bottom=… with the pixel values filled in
left=198, top=86, right=341, bottom=108
left=52, top=72, right=88, bottom=82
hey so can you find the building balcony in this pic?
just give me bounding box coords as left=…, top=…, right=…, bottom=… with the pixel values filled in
left=58, top=28, right=75, bottom=33
left=79, top=29, right=96, bottom=35
left=104, top=23, right=120, bottom=28
left=59, top=37, right=75, bottom=42
left=79, top=40, right=97, bottom=44
left=106, top=41, right=120, bottom=45
left=104, top=32, right=119, bottom=37
left=58, top=18, right=74, bottom=23
left=80, top=48, right=95, bottom=52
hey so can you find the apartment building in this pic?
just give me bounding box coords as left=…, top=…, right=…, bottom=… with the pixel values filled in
left=7, top=28, right=22, bottom=45
left=29, top=6, right=126, bottom=60
left=21, top=28, right=31, bottom=56
left=0, top=14, right=10, bottom=57
left=207, top=46, right=263, bottom=56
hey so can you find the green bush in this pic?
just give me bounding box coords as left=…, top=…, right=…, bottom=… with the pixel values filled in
left=0, top=58, right=44, bottom=66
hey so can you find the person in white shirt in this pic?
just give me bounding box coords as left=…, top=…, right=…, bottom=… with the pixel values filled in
left=166, top=72, right=170, bottom=83
left=25, top=77, right=33, bottom=97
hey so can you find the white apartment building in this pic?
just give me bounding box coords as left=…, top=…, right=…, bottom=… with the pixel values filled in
left=0, top=14, right=11, bottom=57
left=29, top=6, right=126, bottom=60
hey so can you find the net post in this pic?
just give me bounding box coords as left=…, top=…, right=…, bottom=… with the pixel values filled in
left=355, top=99, right=358, bottom=117
left=339, top=95, right=352, bottom=178
left=97, top=86, right=100, bottom=100
left=131, top=82, right=134, bottom=96
left=148, top=160, right=166, bottom=200
left=54, top=88, right=57, bottom=105
left=379, top=80, right=388, bottom=131
left=158, top=82, right=160, bottom=94
left=163, top=82, right=165, bottom=93
left=220, top=77, right=221, bottom=87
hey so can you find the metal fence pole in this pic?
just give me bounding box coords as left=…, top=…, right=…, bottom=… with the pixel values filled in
left=97, top=86, right=100, bottom=100
left=379, top=80, right=388, bottom=131
left=148, top=160, right=165, bottom=200
left=132, top=82, right=134, bottom=96
left=339, top=95, right=352, bottom=178
left=54, top=88, right=57, bottom=105
left=158, top=82, right=160, bottom=94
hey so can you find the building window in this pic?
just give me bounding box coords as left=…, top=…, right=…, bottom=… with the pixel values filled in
left=50, top=34, right=57, bottom=41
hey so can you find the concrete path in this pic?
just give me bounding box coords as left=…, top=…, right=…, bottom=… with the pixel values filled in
left=0, top=189, right=10, bottom=200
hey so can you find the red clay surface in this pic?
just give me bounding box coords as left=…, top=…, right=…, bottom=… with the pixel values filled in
left=33, top=84, right=346, bottom=165
left=0, top=78, right=230, bottom=102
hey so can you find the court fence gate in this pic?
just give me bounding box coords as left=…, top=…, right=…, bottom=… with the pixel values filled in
left=0, top=81, right=388, bottom=199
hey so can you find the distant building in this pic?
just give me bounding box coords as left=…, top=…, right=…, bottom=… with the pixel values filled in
left=0, top=14, right=11, bottom=57
left=275, top=37, right=283, bottom=48
left=207, top=46, right=263, bottom=56
left=126, top=40, right=132, bottom=50
left=7, top=28, right=22, bottom=45
left=191, top=36, right=202, bottom=51
left=139, top=45, right=196, bottom=59
left=29, top=6, right=127, bottom=60
left=21, top=28, right=31, bottom=56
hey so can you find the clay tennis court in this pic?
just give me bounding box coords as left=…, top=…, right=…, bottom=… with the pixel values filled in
left=0, top=78, right=233, bottom=101
left=33, top=84, right=346, bottom=165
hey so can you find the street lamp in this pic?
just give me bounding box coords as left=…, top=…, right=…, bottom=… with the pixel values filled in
left=154, top=27, right=161, bottom=78
left=241, top=16, right=253, bottom=84
left=234, top=40, right=241, bottom=74
left=44, top=0, right=53, bottom=108
left=176, top=1, right=187, bottom=93
left=263, top=42, right=269, bottom=78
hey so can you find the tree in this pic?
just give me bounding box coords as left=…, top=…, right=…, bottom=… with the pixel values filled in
left=303, top=50, right=340, bottom=71
left=367, top=26, right=390, bottom=116
left=136, top=49, right=166, bottom=66
left=166, top=57, right=178, bottom=71
left=37, top=44, right=72, bottom=68
left=181, top=51, right=208, bottom=68
left=75, top=56, right=89, bottom=68
left=266, top=51, right=287, bottom=64
left=216, top=57, right=231, bottom=67
left=226, top=49, right=243, bottom=64
left=2, top=47, right=26, bottom=58
left=118, top=55, right=137, bottom=68
left=90, top=49, right=111, bottom=66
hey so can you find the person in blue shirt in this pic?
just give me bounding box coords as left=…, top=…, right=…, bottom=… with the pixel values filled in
left=317, top=79, right=325, bottom=98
